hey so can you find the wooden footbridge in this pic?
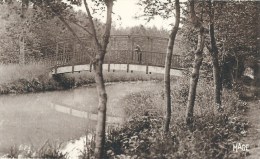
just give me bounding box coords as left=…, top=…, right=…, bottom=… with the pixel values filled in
left=33, top=35, right=184, bottom=76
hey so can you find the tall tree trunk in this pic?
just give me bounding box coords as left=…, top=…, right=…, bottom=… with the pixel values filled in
left=186, top=27, right=205, bottom=125
left=82, top=0, right=113, bottom=158
left=94, top=1, right=113, bottom=158
left=256, top=1, right=260, bottom=97
left=94, top=57, right=107, bottom=158
left=185, top=0, right=205, bottom=126
left=164, top=0, right=180, bottom=132
left=211, top=50, right=221, bottom=107
left=208, top=0, right=221, bottom=108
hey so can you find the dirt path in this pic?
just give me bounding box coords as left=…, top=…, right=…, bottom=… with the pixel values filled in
left=242, top=100, right=260, bottom=158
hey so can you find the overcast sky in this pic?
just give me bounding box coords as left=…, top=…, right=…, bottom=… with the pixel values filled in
left=77, top=0, right=175, bottom=30
left=112, top=0, right=174, bottom=29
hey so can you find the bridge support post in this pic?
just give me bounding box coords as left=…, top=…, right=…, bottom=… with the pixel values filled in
left=90, top=63, right=92, bottom=72
left=72, top=42, right=76, bottom=73
left=63, top=42, right=66, bottom=65
left=54, top=65, right=57, bottom=74
left=72, top=65, right=74, bottom=73
left=146, top=38, right=150, bottom=75
left=146, top=63, right=149, bottom=74
left=127, top=63, right=129, bottom=73
left=131, top=36, right=134, bottom=61
left=108, top=37, right=113, bottom=72
left=55, top=42, right=59, bottom=74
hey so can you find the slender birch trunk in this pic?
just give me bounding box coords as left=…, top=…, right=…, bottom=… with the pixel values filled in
left=164, top=0, right=180, bottom=132
left=93, top=56, right=108, bottom=158
left=186, top=0, right=205, bottom=126
left=186, top=27, right=205, bottom=125
left=82, top=0, right=113, bottom=158
left=208, top=0, right=222, bottom=108
left=94, top=2, right=113, bottom=157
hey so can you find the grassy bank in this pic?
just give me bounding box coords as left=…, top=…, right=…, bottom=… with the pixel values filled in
left=0, top=64, right=56, bottom=94
left=0, top=64, right=165, bottom=95
left=101, top=77, right=249, bottom=159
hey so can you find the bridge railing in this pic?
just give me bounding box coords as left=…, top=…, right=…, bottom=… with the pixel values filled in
left=39, top=49, right=183, bottom=69
left=39, top=42, right=94, bottom=67
left=37, top=49, right=183, bottom=71
left=34, top=35, right=184, bottom=70
left=105, top=50, right=183, bottom=68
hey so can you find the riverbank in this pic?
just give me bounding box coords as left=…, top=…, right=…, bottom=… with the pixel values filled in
left=0, top=64, right=166, bottom=95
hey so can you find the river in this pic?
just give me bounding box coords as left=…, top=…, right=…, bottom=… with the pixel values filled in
left=0, top=81, right=159, bottom=155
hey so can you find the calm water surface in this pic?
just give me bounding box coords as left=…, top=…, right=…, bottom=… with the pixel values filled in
left=0, top=81, right=159, bottom=154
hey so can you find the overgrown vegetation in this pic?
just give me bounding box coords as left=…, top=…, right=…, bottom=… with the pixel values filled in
left=85, top=77, right=249, bottom=159
left=2, top=141, right=65, bottom=158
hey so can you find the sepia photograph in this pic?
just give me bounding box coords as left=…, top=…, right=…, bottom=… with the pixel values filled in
left=0, top=0, right=259, bottom=158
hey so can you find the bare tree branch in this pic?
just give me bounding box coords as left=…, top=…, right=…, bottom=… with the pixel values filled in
left=83, top=0, right=101, bottom=49
left=67, top=18, right=93, bottom=36
left=52, top=10, right=95, bottom=61
left=101, top=0, right=113, bottom=53
left=34, top=3, right=95, bottom=61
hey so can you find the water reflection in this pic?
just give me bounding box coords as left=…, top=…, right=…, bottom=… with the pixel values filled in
left=0, top=81, right=157, bottom=154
